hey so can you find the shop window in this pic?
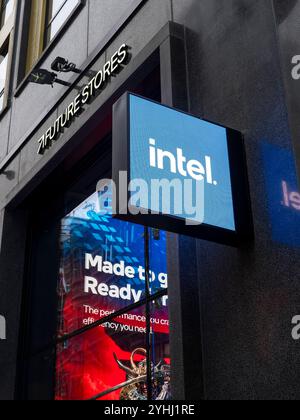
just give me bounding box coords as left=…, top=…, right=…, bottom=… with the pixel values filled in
left=0, top=0, right=14, bottom=30
left=56, top=191, right=170, bottom=400
left=19, top=185, right=170, bottom=401
left=25, top=0, right=82, bottom=75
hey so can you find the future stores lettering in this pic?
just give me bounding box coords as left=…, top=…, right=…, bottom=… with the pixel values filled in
left=37, top=44, right=129, bottom=155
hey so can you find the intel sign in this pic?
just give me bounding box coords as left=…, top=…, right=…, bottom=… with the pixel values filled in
left=112, top=93, right=252, bottom=245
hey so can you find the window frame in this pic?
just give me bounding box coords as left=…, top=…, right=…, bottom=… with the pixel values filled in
left=0, top=0, right=14, bottom=30
left=16, top=0, right=85, bottom=93
left=0, top=40, right=9, bottom=107
left=44, top=0, right=80, bottom=46
left=0, top=0, right=15, bottom=118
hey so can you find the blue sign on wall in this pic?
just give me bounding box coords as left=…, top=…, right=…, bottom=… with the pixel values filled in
left=113, top=93, right=252, bottom=245
left=262, top=142, right=300, bottom=248
left=129, top=94, right=235, bottom=231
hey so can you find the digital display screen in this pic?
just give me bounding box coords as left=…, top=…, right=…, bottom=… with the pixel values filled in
left=129, top=94, right=236, bottom=231
left=55, top=191, right=170, bottom=400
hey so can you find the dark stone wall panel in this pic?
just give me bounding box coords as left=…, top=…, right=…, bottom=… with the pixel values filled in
left=173, top=0, right=300, bottom=400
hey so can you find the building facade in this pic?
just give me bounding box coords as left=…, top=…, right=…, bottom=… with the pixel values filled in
left=0, top=0, right=300, bottom=400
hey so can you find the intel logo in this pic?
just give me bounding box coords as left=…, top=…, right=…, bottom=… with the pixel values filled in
left=149, top=138, right=218, bottom=185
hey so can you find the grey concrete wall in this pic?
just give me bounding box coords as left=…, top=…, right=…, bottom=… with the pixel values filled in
left=0, top=0, right=299, bottom=400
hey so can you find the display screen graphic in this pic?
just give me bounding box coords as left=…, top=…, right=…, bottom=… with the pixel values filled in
left=55, top=192, right=170, bottom=400
left=129, top=94, right=236, bottom=231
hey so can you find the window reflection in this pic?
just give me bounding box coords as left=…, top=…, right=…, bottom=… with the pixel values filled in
left=262, top=142, right=300, bottom=248
left=47, top=0, right=79, bottom=43
left=0, top=44, right=8, bottom=111
left=0, top=0, right=14, bottom=29
left=51, top=0, right=67, bottom=17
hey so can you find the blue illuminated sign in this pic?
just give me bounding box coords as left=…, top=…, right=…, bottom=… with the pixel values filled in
left=129, top=94, right=235, bottom=231
left=113, top=93, right=252, bottom=245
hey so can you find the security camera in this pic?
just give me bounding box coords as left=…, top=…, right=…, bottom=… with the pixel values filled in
left=29, top=69, right=57, bottom=86
left=51, top=57, right=79, bottom=73
left=29, top=68, right=71, bottom=88
left=51, top=57, right=69, bottom=72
